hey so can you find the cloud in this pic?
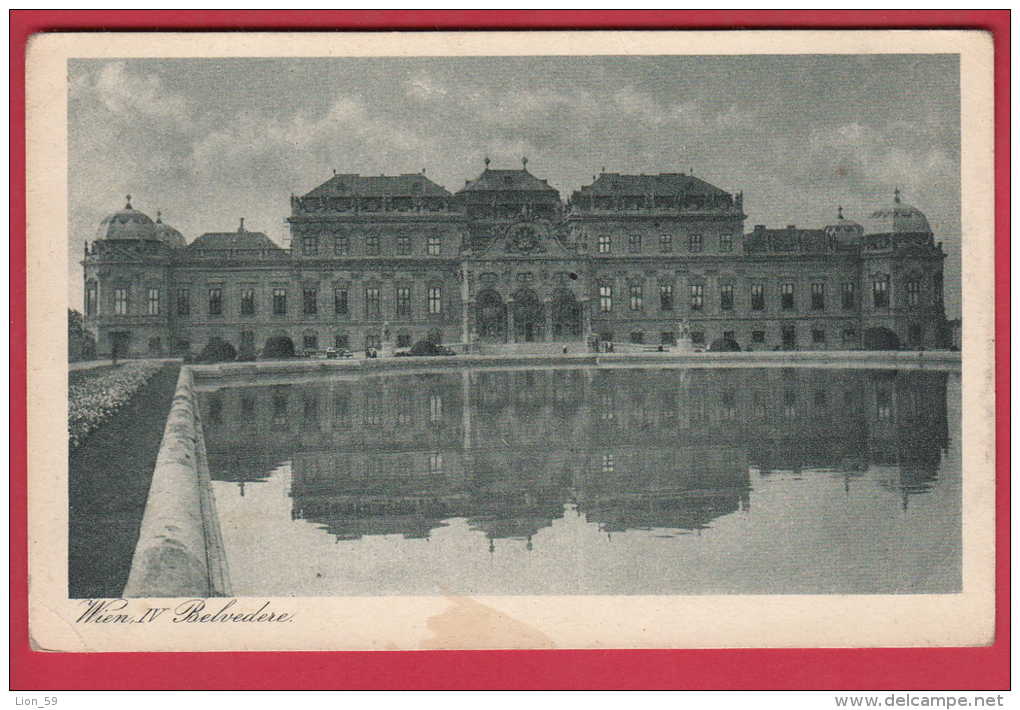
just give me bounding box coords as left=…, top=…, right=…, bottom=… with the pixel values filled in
left=405, top=74, right=449, bottom=101
left=76, top=61, right=190, bottom=125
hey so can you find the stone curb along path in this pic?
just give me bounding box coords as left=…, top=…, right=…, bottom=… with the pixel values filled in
left=123, top=367, right=231, bottom=598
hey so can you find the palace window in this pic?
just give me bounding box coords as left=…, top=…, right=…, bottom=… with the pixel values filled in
left=723, top=330, right=735, bottom=341
left=660, top=234, right=672, bottom=252
left=908, top=323, right=923, bottom=345
left=366, top=333, right=382, bottom=351
left=842, top=328, right=857, bottom=345
left=628, top=234, right=642, bottom=253
left=363, top=392, right=383, bottom=426
left=753, top=391, right=767, bottom=419
left=272, top=288, right=287, bottom=316
left=907, top=280, right=920, bottom=307
left=752, top=330, right=766, bottom=344
left=302, top=235, right=318, bottom=256
left=690, top=284, right=704, bottom=311
left=428, top=453, right=444, bottom=475
left=427, top=235, right=441, bottom=256
left=720, top=233, right=734, bottom=252
left=240, top=331, right=255, bottom=352
left=333, top=391, right=350, bottom=420
left=873, top=280, right=889, bottom=308
left=397, top=235, right=412, bottom=255
left=365, top=234, right=380, bottom=256
left=599, top=284, right=613, bottom=313
left=334, top=235, right=350, bottom=256
left=397, top=333, right=412, bottom=348
left=688, top=234, right=703, bottom=252
left=365, top=287, right=381, bottom=318
left=811, top=283, right=825, bottom=310
left=751, top=284, right=765, bottom=311
left=784, top=390, right=797, bottom=418
left=176, top=288, right=190, bottom=316
left=781, top=283, right=795, bottom=311
left=303, top=334, right=318, bottom=351
left=147, top=288, right=160, bottom=316
left=629, top=283, right=643, bottom=311
left=396, top=286, right=411, bottom=317
left=208, top=288, right=222, bottom=316
left=721, top=391, right=737, bottom=420
left=812, top=328, right=826, bottom=344
left=303, top=394, right=319, bottom=425
left=334, top=334, right=349, bottom=351
left=598, top=234, right=611, bottom=253
left=720, top=284, right=734, bottom=311
left=429, top=392, right=443, bottom=423
left=599, top=391, right=615, bottom=420
left=240, top=288, right=255, bottom=316
left=782, top=325, right=796, bottom=348
left=85, top=282, right=97, bottom=316
left=876, top=390, right=892, bottom=422
left=303, top=288, right=318, bottom=315
left=427, top=286, right=442, bottom=315
left=841, top=282, right=855, bottom=310
left=240, top=394, right=256, bottom=419
left=601, top=454, right=615, bottom=474
left=272, top=390, right=288, bottom=419
left=334, top=288, right=348, bottom=316
left=659, top=283, right=674, bottom=311
left=114, top=287, right=128, bottom=315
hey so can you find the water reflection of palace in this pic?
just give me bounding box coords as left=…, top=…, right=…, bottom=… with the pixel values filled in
left=199, top=368, right=950, bottom=542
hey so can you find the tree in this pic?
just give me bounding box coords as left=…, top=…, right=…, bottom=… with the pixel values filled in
left=197, top=337, right=237, bottom=363
left=68, top=309, right=96, bottom=362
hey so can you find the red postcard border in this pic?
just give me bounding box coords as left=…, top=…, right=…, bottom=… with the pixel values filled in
left=9, top=10, right=1010, bottom=691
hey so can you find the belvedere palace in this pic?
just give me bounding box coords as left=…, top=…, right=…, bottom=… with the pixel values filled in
left=82, top=159, right=950, bottom=358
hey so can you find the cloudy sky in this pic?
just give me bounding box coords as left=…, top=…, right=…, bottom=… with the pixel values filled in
left=68, top=54, right=961, bottom=314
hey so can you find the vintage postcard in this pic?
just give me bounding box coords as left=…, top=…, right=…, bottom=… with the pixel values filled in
left=26, top=29, right=995, bottom=652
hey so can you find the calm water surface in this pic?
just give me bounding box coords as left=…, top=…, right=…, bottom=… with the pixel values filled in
left=199, top=367, right=960, bottom=595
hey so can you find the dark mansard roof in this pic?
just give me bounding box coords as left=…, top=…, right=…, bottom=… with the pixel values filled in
left=187, top=221, right=281, bottom=251
left=302, top=173, right=453, bottom=199
left=573, top=172, right=730, bottom=199
left=458, top=168, right=560, bottom=195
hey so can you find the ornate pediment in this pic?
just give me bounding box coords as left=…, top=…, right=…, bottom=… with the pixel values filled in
left=471, top=218, right=580, bottom=258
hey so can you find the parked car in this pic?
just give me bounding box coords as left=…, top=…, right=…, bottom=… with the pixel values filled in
left=325, top=347, right=353, bottom=359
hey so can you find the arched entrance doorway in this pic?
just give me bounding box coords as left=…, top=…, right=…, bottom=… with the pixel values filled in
left=864, top=327, right=901, bottom=350
left=512, top=289, right=544, bottom=342
left=550, top=288, right=582, bottom=340
left=475, top=289, right=507, bottom=342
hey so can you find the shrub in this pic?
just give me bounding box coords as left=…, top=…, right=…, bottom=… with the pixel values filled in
left=708, top=337, right=741, bottom=352
left=407, top=339, right=455, bottom=356
left=236, top=344, right=257, bottom=362
left=263, top=336, right=295, bottom=359
left=198, top=338, right=237, bottom=363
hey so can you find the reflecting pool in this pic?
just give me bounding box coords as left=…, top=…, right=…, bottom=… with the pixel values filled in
left=198, top=367, right=960, bottom=595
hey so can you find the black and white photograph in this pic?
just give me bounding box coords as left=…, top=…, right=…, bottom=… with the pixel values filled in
left=28, top=30, right=994, bottom=651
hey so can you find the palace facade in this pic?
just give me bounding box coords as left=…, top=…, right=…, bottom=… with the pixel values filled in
left=82, top=160, right=949, bottom=358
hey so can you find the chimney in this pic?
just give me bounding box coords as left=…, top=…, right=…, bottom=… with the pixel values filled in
left=239, top=217, right=245, bottom=233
